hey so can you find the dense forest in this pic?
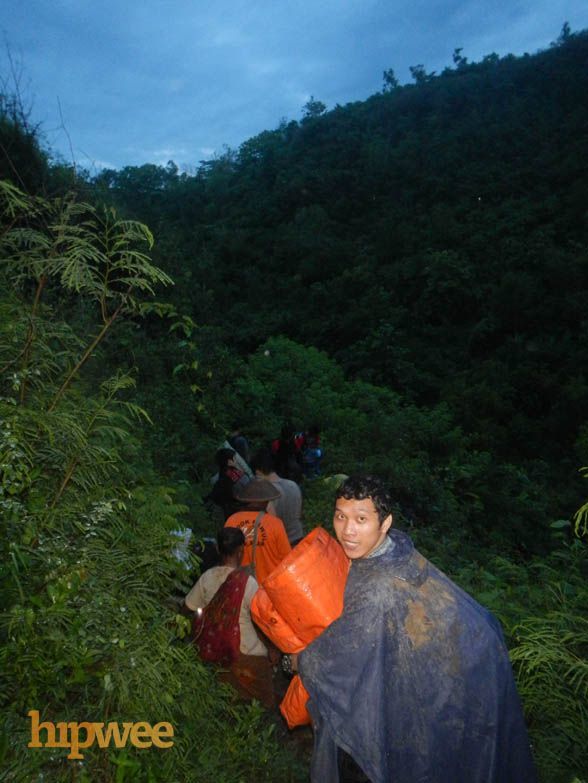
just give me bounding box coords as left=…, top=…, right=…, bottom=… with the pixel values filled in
left=1, top=25, right=587, bottom=783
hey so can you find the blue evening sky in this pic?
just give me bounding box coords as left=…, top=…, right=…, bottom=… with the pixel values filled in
left=2, top=0, right=588, bottom=172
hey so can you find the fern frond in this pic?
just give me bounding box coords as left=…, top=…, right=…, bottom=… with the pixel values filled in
left=0, top=178, right=32, bottom=219
left=574, top=501, right=588, bottom=537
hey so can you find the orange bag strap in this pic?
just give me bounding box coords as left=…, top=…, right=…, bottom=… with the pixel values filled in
left=250, top=511, right=265, bottom=581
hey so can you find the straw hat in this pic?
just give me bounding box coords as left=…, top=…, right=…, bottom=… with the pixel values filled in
left=236, top=478, right=281, bottom=504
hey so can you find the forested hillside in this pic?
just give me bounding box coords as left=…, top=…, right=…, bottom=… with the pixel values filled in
left=94, top=29, right=588, bottom=544
left=1, top=27, right=587, bottom=783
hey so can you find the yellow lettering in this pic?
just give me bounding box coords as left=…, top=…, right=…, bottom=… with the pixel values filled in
left=28, top=714, right=174, bottom=756
left=130, top=722, right=153, bottom=749
left=67, top=721, right=95, bottom=760
left=93, top=721, right=133, bottom=749
left=28, top=710, right=56, bottom=748
left=54, top=722, right=70, bottom=748
left=151, top=722, right=174, bottom=749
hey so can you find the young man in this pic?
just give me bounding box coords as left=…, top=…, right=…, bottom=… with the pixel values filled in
left=251, top=448, right=304, bottom=546
left=297, top=475, right=537, bottom=783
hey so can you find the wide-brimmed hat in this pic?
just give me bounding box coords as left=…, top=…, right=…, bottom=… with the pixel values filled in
left=236, top=478, right=281, bottom=504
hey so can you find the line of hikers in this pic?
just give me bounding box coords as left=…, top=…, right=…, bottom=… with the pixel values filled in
left=180, top=441, right=537, bottom=783
left=222, top=421, right=323, bottom=488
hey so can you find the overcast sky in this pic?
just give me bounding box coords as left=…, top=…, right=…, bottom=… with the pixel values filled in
left=2, top=1, right=588, bottom=173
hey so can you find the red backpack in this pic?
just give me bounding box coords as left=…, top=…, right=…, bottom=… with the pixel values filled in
left=192, top=568, right=249, bottom=665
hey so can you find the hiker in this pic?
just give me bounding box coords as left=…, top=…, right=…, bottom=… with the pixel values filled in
left=209, top=447, right=250, bottom=521
left=224, top=478, right=291, bottom=585
left=185, top=527, right=275, bottom=708
left=271, top=423, right=304, bottom=484
left=301, top=425, right=322, bottom=479
left=251, top=448, right=304, bottom=546
left=228, top=422, right=250, bottom=464
left=295, top=475, right=537, bottom=783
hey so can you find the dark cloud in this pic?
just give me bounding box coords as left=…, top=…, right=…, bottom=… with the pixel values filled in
left=2, top=0, right=587, bottom=170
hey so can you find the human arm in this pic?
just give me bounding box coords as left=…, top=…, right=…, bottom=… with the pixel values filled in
left=184, top=575, right=206, bottom=612
left=242, top=576, right=277, bottom=659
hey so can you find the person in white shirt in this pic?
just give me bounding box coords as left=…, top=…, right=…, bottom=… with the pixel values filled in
left=184, top=527, right=275, bottom=707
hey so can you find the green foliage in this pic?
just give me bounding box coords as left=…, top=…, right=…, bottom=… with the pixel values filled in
left=0, top=179, right=173, bottom=412
left=302, top=96, right=327, bottom=120
left=457, top=544, right=588, bottom=783
left=409, top=63, right=435, bottom=83
left=302, top=476, right=348, bottom=535
left=573, top=468, right=588, bottom=537
left=0, top=81, right=49, bottom=192
left=510, top=600, right=588, bottom=781
left=85, top=34, right=588, bottom=548
left=5, top=31, right=588, bottom=781
left=382, top=68, right=399, bottom=92
left=194, top=335, right=552, bottom=551
left=0, top=181, right=304, bottom=782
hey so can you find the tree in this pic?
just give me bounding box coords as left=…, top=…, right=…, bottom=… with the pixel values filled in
left=0, top=180, right=173, bottom=410
left=302, top=96, right=327, bottom=119
left=452, top=48, right=468, bottom=69
left=0, top=56, right=48, bottom=191
left=409, top=64, right=435, bottom=84
left=382, top=68, right=399, bottom=92
left=553, top=21, right=572, bottom=46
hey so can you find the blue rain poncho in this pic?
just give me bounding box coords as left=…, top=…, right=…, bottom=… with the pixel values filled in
left=298, top=530, right=537, bottom=783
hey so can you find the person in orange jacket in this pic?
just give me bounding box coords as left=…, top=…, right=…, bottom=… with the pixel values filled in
left=224, top=478, right=291, bottom=585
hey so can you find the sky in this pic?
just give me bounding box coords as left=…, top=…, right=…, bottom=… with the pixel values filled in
left=2, top=0, right=588, bottom=173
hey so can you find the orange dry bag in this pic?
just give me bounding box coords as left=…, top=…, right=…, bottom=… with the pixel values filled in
left=280, top=674, right=311, bottom=728
left=251, top=526, right=349, bottom=727
left=263, top=526, right=348, bottom=643
left=250, top=585, right=306, bottom=653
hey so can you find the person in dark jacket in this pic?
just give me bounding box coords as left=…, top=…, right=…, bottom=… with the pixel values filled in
left=297, top=475, right=537, bottom=783
left=271, top=422, right=304, bottom=484
left=209, top=448, right=250, bottom=521
left=228, top=422, right=251, bottom=464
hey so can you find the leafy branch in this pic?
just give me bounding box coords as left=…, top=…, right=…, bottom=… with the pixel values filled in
left=51, top=372, right=152, bottom=507
left=0, top=180, right=173, bottom=410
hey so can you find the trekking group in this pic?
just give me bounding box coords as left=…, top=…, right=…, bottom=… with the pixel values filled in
left=180, top=424, right=537, bottom=783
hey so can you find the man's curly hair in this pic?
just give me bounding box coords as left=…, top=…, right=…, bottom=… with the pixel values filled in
left=335, top=475, right=393, bottom=524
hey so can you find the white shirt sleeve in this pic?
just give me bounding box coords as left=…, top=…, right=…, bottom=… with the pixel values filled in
left=240, top=576, right=268, bottom=656
left=184, top=575, right=207, bottom=611
left=242, top=575, right=259, bottom=610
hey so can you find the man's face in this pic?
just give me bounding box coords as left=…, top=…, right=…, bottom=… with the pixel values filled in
left=333, top=496, right=392, bottom=559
